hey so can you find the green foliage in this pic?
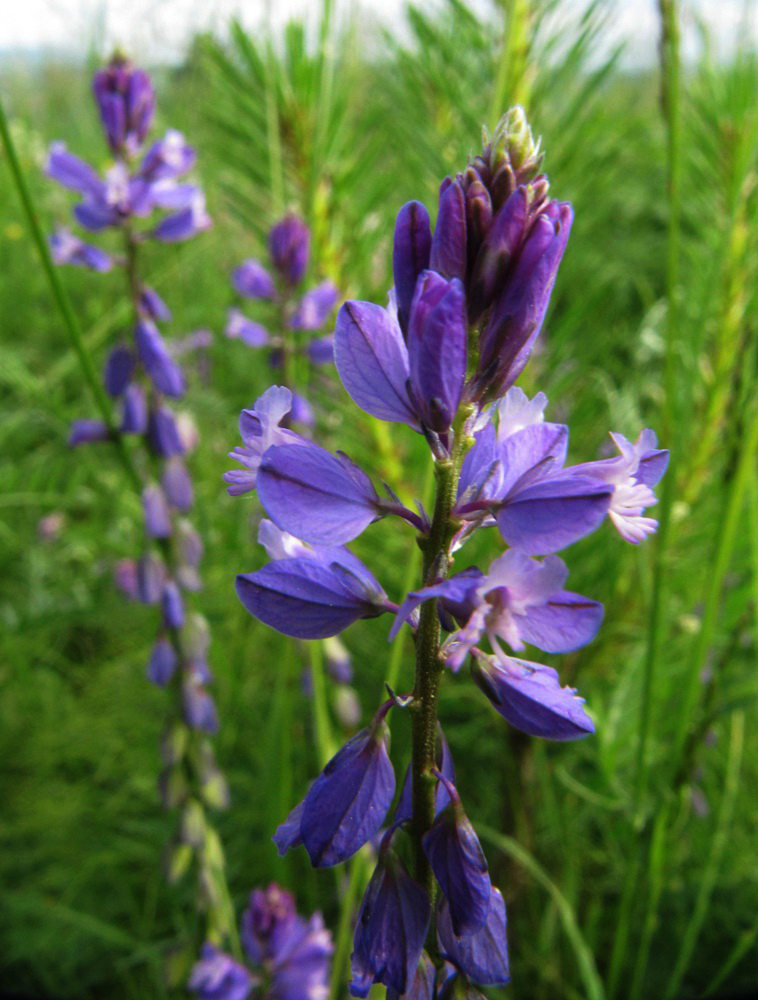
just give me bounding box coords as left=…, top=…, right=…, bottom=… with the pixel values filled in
left=1, top=1, right=757, bottom=997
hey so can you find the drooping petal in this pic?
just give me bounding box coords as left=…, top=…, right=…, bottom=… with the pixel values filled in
left=236, top=556, right=388, bottom=640
left=437, top=887, right=510, bottom=988
left=300, top=706, right=395, bottom=866
left=471, top=652, right=594, bottom=741
left=393, top=201, right=432, bottom=335
left=257, top=444, right=380, bottom=546
left=350, top=838, right=431, bottom=997
left=386, top=951, right=436, bottom=1000
left=273, top=800, right=305, bottom=856
left=334, top=301, right=421, bottom=430
left=422, top=774, right=491, bottom=937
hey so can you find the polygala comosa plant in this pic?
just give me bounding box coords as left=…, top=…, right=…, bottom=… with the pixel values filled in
left=225, top=107, right=669, bottom=996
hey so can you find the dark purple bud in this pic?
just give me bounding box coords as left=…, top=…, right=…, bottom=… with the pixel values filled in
left=474, top=202, right=573, bottom=402
left=68, top=420, right=109, bottom=447
left=437, top=887, right=510, bottom=988
left=121, top=384, right=148, bottom=434
left=471, top=651, right=594, bottom=741
left=468, top=186, right=528, bottom=320
left=142, top=484, right=171, bottom=539
left=430, top=180, right=467, bottom=283
left=135, top=320, right=186, bottom=398
left=236, top=551, right=389, bottom=640
left=273, top=800, right=305, bottom=856
left=103, top=345, right=135, bottom=397
left=139, top=286, right=172, bottom=322
left=300, top=702, right=395, bottom=866
left=162, top=458, right=194, bottom=512
left=147, top=404, right=186, bottom=458
left=92, top=57, right=155, bottom=156
left=350, top=834, right=431, bottom=997
left=269, top=214, right=310, bottom=286
left=386, top=951, right=436, bottom=1000
left=407, top=271, right=467, bottom=433
left=188, top=942, right=255, bottom=1000
left=147, top=637, right=178, bottom=687
left=183, top=679, right=218, bottom=734
left=307, top=335, right=335, bottom=366
left=257, top=444, right=380, bottom=546
left=464, top=178, right=493, bottom=268
left=290, top=281, right=339, bottom=331
left=162, top=579, right=185, bottom=629
left=233, top=259, right=276, bottom=301
left=422, top=773, right=491, bottom=937
left=393, top=201, right=432, bottom=334
left=137, top=553, right=165, bottom=605
left=335, top=301, right=421, bottom=430
left=225, top=308, right=269, bottom=348
left=49, top=227, right=112, bottom=272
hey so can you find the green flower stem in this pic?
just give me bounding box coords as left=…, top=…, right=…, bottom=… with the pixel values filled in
left=0, top=95, right=142, bottom=494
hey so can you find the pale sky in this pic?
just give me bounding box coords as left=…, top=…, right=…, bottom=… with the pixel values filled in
left=0, top=0, right=755, bottom=67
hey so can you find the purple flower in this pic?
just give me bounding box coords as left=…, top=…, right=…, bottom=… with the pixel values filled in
left=183, top=677, right=219, bottom=733
left=386, top=951, right=436, bottom=1000
left=103, top=345, right=135, bottom=397
left=68, top=419, right=109, bottom=447
left=153, top=192, right=211, bottom=242
left=334, top=299, right=421, bottom=430
left=147, top=637, right=178, bottom=687
left=135, top=319, right=185, bottom=398
left=147, top=403, right=186, bottom=458
left=139, top=285, right=172, bottom=322
left=306, top=336, right=335, bottom=366
left=188, top=943, right=254, bottom=1000
left=233, top=259, right=276, bottom=301
left=121, top=384, right=148, bottom=434
left=114, top=558, right=139, bottom=601
left=437, top=886, right=510, bottom=988
left=92, top=56, right=155, bottom=156
left=350, top=833, right=431, bottom=997
left=224, top=386, right=302, bottom=496
left=269, top=215, right=310, bottom=286
left=46, top=144, right=102, bottom=199
left=289, top=281, right=339, bottom=331
left=50, top=227, right=112, bottom=272
left=471, top=650, right=595, bottom=741
left=422, top=772, right=491, bottom=937
left=137, top=553, right=165, bottom=605
left=257, top=444, right=381, bottom=547
left=142, top=483, right=171, bottom=538
left=162, top=579, right=185, bottom=629
left=392, top=200, right=432, bottom=335
left=139, top=129, right=195, bottom=181
left=162, top=458, right=194, bottom=513
left=406, top=270, right=467, bottom=433
left=225, top=308, right=269, bottom=348
left=430, top=178, right=467, bottom=284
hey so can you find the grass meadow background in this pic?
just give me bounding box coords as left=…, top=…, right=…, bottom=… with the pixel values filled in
left=1, top=0, right=757, bottom=997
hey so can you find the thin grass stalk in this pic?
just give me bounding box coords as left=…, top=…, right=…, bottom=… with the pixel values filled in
left=699, top=916, right=758, bottom=998
left=0, top=95, right=141, bottom=494
left=309, top=641, right=337, bottom=766
left=664, top=710, right=745, bottom=998
left=262, top=7, right=285, bottom=216
left=491, top=0, right=534, bottom=121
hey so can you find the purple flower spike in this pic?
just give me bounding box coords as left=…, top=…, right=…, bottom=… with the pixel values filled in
left=162, top=458, right=194, bottom=513
left=162, top=579, right=185, bottom=629
left=386, top=951, right=436, bottom=1000
left=93, top=56, right=155, bottom=156
left=103, top=345, right=135, bottom=397
left=121, top=384, right=148, bottom=434
left=407, top=271, right=467, bottom=433
left=422, top=772, right=491, bottom=937
left=299, top=702, right=395, bottom=867
left=257, top=444, right=380, bottom=546
left=393, top=201, right=432, bottom=334
left=147, top=636, right=178, bottom=687
left=437, top=887, right=510, bottom=988
left=143, top=483, right=171, bottom=538
left=135, top=319, right=185, bottom=398
left=290, top=281, right=339, bottom=331
left=50, top=227, right=112, bottom=272
left=471, top=651, right=595, bottom=741
left=147, top=404, right=186, bottom=458
left=225, top=308, right=269, bottom=348
left=189, top=943, right=255, bottom=1000
left=334, top=301, right=421, bottom=430
left=139, top=286, right=172, bottom=322
left=350, top=833, right=431, bottom=997
left=269, top=215, right=310, bottom=286
left=233, top=259, right=276, bottom=301
left=430, top=179, right=468, bottom=283
left=68, top=419, right=109, bottom=447
left=475, top=202, right=573, bottom=401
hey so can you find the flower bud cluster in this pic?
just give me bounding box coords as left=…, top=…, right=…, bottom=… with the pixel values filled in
left=225, top=215, right=339, bottom=425
left=48, top=55, right=230, bottom=938
left=189, top=883, right=333, bottom=1000
left=226, top=109, right=669, bottom=992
